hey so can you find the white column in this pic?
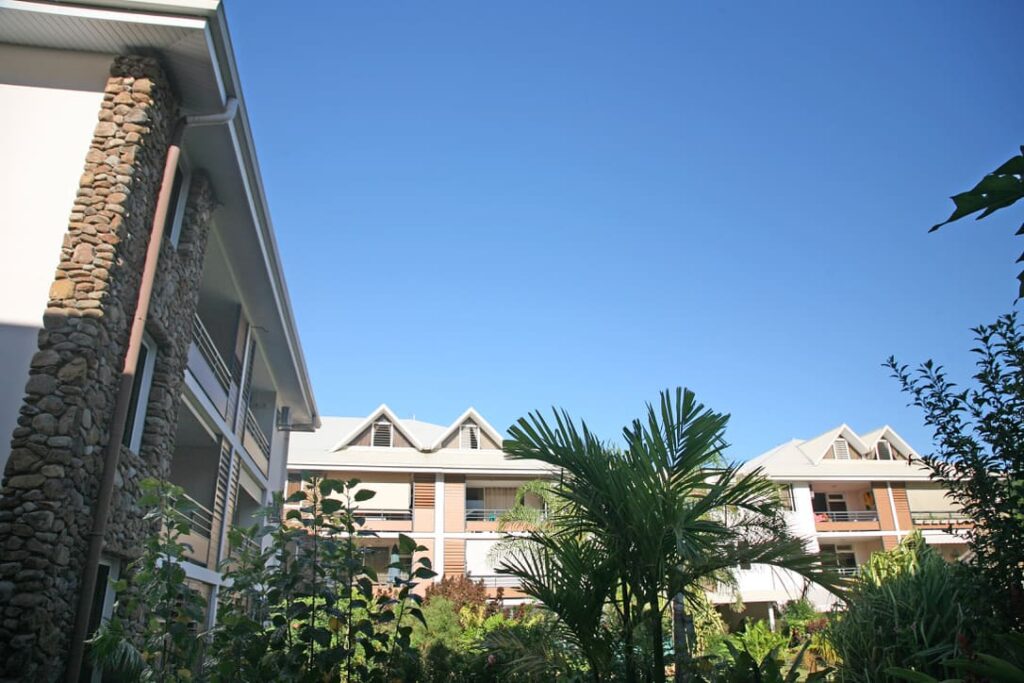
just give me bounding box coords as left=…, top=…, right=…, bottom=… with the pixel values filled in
left=434, top=473, right=445, bottom=579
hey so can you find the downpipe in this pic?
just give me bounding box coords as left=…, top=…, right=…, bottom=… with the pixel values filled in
left=65, top=97, right=238, bottom=682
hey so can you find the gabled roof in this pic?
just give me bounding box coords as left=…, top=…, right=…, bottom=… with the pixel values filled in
left=328, top=404, right=427, bottom=452
left=742, top=424, right=929, bottom=480
left=427, top=407, right=504, bottom=451
left=319, top=405, right=506, bottom=454
left=860, top=425, right=918, bottom=460
left=795, top=424, right=870, bottom=465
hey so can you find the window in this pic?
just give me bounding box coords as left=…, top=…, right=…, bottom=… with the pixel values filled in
left=833, top=438, right=851, bottom=460
left=812, top=492, right=847, bottom=513
left=82, top=558, right=120, bottom=683
left=776, top=484, right=795, bottom=511
left=122, top=335, right=157, bottom=452
left=819, top=543, right=857, bottom=570
left=163, top=159, right=190, bottom=246
left=361, top=544, right=411, bottom=584
left=460, top=424, right=480, bottom=449
left=372, top=420, right=393, bottom=447
left=466, top=487, right=485, bottom=512
left=876, top=440, right=893, bottom=461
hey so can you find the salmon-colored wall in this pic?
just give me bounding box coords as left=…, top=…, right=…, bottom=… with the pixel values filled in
left=872, top=481, right=914, bottom=533
left=444, top=475, right=466, bottom=532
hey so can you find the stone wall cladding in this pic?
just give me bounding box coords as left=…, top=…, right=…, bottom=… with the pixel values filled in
left=0, top=55, right=214, bottom=682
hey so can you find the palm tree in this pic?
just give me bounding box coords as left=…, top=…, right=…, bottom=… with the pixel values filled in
left=498, top=388, right=844, bottom=683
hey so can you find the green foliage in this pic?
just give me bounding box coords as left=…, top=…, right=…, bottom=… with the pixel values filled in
left=725, top=621, right=788, bottom=665
left=209, top=475, right=436, bottom=682
left=888, top=631, right=1024, bottom=683
left=707, top=641, right=830, bottom=683
left=929, top=145, right=1024, bottom=296
left=826, top=533, right=971, bottom=683
left=501, top=388, right=843, bottom=683
left=888, top=312, right=1024, bottom=631
left=89, top=478, right=208, bottom=682
left=92, top=476, right=435, bottom=682
left=779, top=600, right=817, bottom=642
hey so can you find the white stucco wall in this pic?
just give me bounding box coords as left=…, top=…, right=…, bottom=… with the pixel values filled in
left=0, top=44, right=111, bottom=474
left=465, top=538, right=500, bottom=576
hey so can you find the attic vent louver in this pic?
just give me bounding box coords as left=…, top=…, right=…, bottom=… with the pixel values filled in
left=461, top=424, right=480, bottom=449
left=876, top=440, right=893, bottom=460
left=372, top=420, right=393, bottom=448
left=833, top=438, right=851, bottom=460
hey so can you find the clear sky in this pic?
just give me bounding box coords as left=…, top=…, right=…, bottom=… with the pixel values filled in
left=225, top=1, right=1022, bottom=461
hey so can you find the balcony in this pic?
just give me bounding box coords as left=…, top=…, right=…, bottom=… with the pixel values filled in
left=175, top=493, right=217, bottom=568
left=188, top=314, right=234, bottom=418
left=911, top=510, right=971, bottom=527
left=816, top=510, right=878, bottom=523
left=353, top=508, right=413, bottom=531
left=466, top=508, right=509, bottom=522
left=814, top=509, right=881, bottom=532
left=242, top=408, right=270, bottom=476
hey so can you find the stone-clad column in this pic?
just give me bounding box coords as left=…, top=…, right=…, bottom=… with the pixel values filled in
left=0, top=55, right=215, bottom=682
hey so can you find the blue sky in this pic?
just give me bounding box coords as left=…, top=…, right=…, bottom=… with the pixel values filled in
left=226, top=1, right=1022, bottom=460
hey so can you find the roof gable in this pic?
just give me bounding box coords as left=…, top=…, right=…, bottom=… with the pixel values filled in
left=429, top=408, right=504, bottom=451
left=329, top=404, right=426, bottom=452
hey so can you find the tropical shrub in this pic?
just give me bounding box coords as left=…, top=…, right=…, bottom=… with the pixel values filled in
left=725, top=621, right=788, bottom=665
left=826, top=533, right=971, bottom=682
left=499, top=388, right=843, bottom=683
left=888, top=311, right=1024, bottom=631
left=706, top=641, right=830, bottom=683
left=89, top=478, right=208, bottom=681
left=888, top=631, right=1024, bottom=682
left=92, top=476, right=436, bottom=682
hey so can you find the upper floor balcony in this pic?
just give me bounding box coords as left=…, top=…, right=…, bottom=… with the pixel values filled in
left=811, top=484, right=882, bottom=532
left=465, top=480, right=545, bottom=531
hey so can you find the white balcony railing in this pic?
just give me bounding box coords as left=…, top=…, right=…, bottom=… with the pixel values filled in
left=469, top=574, right=521, bottom=588
left=466, top=508, right=509, bottom=522
left=192, top=315, right=232, bottom=391
left=354, top=509, right=413, bottom=522
left=911, top=510, right=970, bottom=525
left=815, top=510, right=879, bottom=523
left=176, top=493, right=215, bottom=539
left=836, top=566, right=858, bottom=577
left=244, top=408, right=271, bottom=462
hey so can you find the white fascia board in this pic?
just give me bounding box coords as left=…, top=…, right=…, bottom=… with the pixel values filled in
left=66, top=0, right=219, bottom=15
left=0, top=0, right=208, bottom=27
left=286, top=463, right=556, bottom=477
left=207, top=4, right=318, bottom=429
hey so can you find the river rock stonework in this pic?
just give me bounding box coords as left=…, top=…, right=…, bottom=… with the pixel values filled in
left=0, top=55, right=214, bottom=682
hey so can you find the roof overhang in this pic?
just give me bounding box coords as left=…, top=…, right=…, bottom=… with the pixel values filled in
left=0, top=0, right=319, bottom=427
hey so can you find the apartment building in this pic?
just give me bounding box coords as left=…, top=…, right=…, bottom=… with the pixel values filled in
left=287, top=405, right=554, bottom=600
left=0, top=2, right=318, bottom=680
left=717, top=424, right=967, bottom=615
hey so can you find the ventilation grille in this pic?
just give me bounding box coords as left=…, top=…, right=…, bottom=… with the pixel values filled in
left=876, top=440, right=893, bottom=460
left=461, top=424, right=480, bottom=449
left=833, top=438, right=851, bottom=460
left=413, top=474, right=435, bottom=507
left=372, top=420, right=392, bottom=448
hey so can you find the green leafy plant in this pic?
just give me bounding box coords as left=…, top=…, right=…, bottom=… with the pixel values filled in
left=888, top=312, right=1024, bottom=631
left=209, top=475, right=436, bottom=682
left=88, top=478, right=208, bottom=682
left=930, top=145, right=1024, bottom=296
left=725, top=621, right=788, bottom=665
left=826, top=533, right=971, bottom=683
left=499, top=388, right=844, bottom=683
left=709, top=641, right=830, bottom=683
left=888, top=631, right=1024, bottom=682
